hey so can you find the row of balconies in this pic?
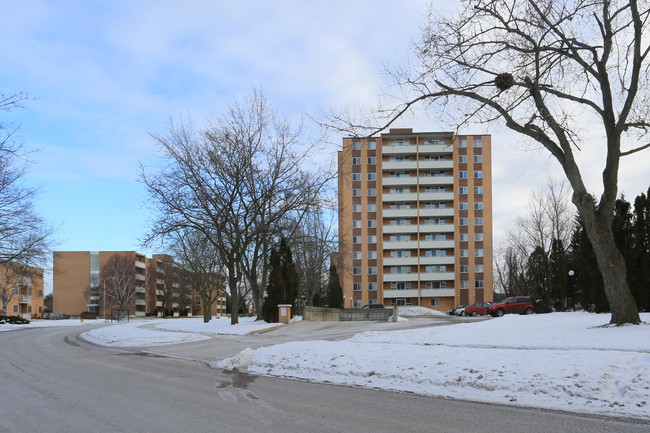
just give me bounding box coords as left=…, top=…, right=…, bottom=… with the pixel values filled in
left=381, top=160, right=454, bottom=170
left=382, top=144, right=452, bottom=155
left=382, top=255, right=455, bottom=266
left=382, top=224, right=455, bottom=234
left=382, top=176, right=454, bottom=187
left=383, top=288, right=456, bottom=298
left=383, top=271, right=455, bottom=282
left=382, top=240, right=456, bottom=250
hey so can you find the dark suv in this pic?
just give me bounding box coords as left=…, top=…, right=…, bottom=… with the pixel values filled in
left=487, top=296, right=533, bottom=317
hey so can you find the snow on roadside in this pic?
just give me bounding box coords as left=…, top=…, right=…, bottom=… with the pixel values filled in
left=0, top=318, right=107, bottom=332
left=154, top=316, right=281, bottom=335
left=216, top=312, right=650, bottom=420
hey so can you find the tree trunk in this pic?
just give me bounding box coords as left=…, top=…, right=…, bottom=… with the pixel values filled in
left=200, top=293, right=211, bottom=323
left=582, top=212, right=641, bottom=325
left=229, top=274, right=239, bottom=325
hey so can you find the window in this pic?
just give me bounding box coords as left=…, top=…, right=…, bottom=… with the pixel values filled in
left=459, top=249, right=469, bottom=257
left=391, top=139, right=407, bottom=146
left=352, top=173, right=361, bottom=181
left=459, top=186, right=468, bottom=194
left=459, top=233, right=468, bottom=242
left=425, top=202, right=445, bottom=209
left=475, top=233, right=484, bottom=241
left=459, top=218, right=468, bottom=226
left=474, top=202, right=483, bottom=210
left=389, top=171, right=409, bottom=178
left=390, top=250, right=411, bottom=258
left=368, top=235, right=377, bottom=244
left=367, top=204, right=377, bottom=212
left=367, top=188, right=376, bottom=197
left=368, top=267, right=377, bottom=275
left=424, top=170, right=446, bottom=177
left=458, top=139, right=467, bottom=148
left=425, top=186, right=445, bottom=193
left=368, top=142, right=376, bottom=150
left=367, top=157, right=376, bottom=165
left=368, top=282, right=377, bottom=291
left=353, top=251, right=362, bottom=260
left=352, top=236, right=361, bottom=244
left=353, top=267, right=362, bottom=275
left=425, top=155, right=444, bottom=161
left=353, top=283, right=362, bottom=291
left=426, top=281, right=446, bottom=289
left=352, top=220, right=362, bottom=229
left=426, top=139, right=441, bottom=145
left=389, top=202, right=410, bottom=209
left=353, top=300, right=363, bottom=308
left=460, top=265, right=469, bottom=273
left=458, top=155, right=467, bottom=163
left=368, top=251, right=377, bottom=260
left=390, top=219, right=410, bottom=226
left=352, top=157, right=361, bottom=165
left=353, top=204, right=361, bottom=213
left=460, top=280, right=469, bottom=289
left=475, top=217, right=483, bottom=226
left=390, top=155, right=410, bottom=161
left=475, top=280, right=484, bottom=289
left=474, top=170, right=483, bottom=179
left=473, top=155, right=483, bottom=163
left=475, top=264, right=484, bottom=273
left=368, top=220, right=376, bottom=228
left=459, top=202, right=468, bottom=210
left=367, top=173, right=376, bottom=181
left=474, top=186, right=483, bottom=194
left=13, top=305, right=17, bottom=313
left=390, top=234, right=411, bottom=241
left=430, top=298, right=440, bottom=307
left=473, top=138, right=482, bottom=148
left=424, top=218, right=444, bottom=225
left=389, top=187, right=410, bottom=194
left=390, top=282, right=411, bottom=290
left=475, top=249, right=484, bottom=257
left=352, top=141, right=361, bottom=150
left=352, top=189, right=361, bottom=197
left=459, top=171, right=468, bottom=179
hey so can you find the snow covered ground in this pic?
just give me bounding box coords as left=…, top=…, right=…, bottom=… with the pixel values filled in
left=3, top=311, right=649, bottom=419
left=217, top=311, right=650, bottom=420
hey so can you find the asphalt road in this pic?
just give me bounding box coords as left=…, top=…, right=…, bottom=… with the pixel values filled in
left=1, top=319, right=648, bottom=433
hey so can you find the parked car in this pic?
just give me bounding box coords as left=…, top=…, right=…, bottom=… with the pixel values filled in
left=360, top=304, right=385, bottom=309
left=452, top=304, right=468, bottom=316
left=487, top=297, right=533, bottom=317
left=464, top=302, right=490, bottom=316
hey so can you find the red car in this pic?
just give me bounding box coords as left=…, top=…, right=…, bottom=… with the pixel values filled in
left=488, top=296, right=534, bottom=317
left=464, top=302, right=490, bottom=316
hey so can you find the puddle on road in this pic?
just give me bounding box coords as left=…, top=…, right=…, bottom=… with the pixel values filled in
left=215, top=370, right=256, bottom=389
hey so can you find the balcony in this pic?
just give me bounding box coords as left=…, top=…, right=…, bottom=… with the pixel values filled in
left=419, top=225, right=455, bottom=234
left=382, top=225, right=417, bottom=234
left=418, top=160, right=454, bottom=170
left=418, top=144, right=453, bottom=154
left=135, top=274, right=145, bottom=281
left=136, top=286, right=146, bottom=294
left=383, top=257, right=418, bottom=266
left=382, top=177, right=417, bottom=187
left=382, top=192, right=419, bottom=202
left=172, top=303, right=179, bottom=308
left=135, top=299, right=146, bottom=306
left=383, top=289, right=419, bottom=298
left=419, top=176, right=454, bottom=186
left=419, top=272, right=455, bottom=281
left=382, top=145, right=418, bottom=155
left=135, top=260, right=146, bottom=269
left=419, top=192, right=454, bottom=201
left=156, top=301, right=163, bottom=307
left=156, top=279, right=164, bottom=285
left=156, top=290, right=163, bottom=296
left=383, top=240, right=418, bottom=250
left=418, top=256, right=455, bottom=265
left=382, top=209, right=418, bottom=218
left=89, top=295, right=100, bottom=301
left=382, top=161, right=418, bottom=170
left=420, top=288, right=455, bottom=297
left=418, top=208, right=454, bottom=218
left=19, top=295, right=30, bottom=304
left=383, top=273, right=419, bottom=282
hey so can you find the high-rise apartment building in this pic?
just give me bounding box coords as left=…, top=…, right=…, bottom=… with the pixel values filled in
left=338, top=128, right=493, bottom=312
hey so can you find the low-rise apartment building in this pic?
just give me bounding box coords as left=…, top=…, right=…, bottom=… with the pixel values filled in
left=1, top=262, right=45, bottom=319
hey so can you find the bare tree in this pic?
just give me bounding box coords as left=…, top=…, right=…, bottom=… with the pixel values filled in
left=101, top=254, right=137, bottom=314
left=0, top=93, right=56, bottom=314
left=149, top=255, right=183, bottom=317
left=172, top=229, right=225, bottom=323
left=327, top=0, right=648, bottom=324
left=141, top=89, right=329, bottom=324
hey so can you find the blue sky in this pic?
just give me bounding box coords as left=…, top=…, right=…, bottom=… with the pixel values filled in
left=2, top=0, right=649, bottom=280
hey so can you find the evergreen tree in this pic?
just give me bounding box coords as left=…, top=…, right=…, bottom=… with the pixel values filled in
left=569, top=218, right=608, bottom=312
left=630, top=190, right=650, bottom=310
left=326, top=264, right=343, bottom=308
left=526, top=246, right=551, bottom=313
left=261, top=238, right=299, bottom=323
left=548, top=239, right=568, bottom=311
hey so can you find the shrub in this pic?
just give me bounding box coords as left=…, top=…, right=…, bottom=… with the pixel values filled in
left=80, top=311, right=98, bottom=320
left=0, top=315, right=30, bottom=325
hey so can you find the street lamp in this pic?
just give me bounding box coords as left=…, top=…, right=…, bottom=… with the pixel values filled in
left=103, top=276, right=116, bottom=321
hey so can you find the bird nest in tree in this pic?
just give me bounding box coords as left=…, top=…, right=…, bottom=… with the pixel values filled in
left=494, top=73, right=515, bottom=91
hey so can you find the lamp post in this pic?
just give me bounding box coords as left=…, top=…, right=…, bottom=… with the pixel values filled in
left=103, top=276, right=116, bottom=321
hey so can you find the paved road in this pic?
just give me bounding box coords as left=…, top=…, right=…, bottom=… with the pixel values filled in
left=1, top=319, right=648, bottom=433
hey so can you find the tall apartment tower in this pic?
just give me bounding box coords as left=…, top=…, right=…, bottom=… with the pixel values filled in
left=338, top=128, right=493, bottom=311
